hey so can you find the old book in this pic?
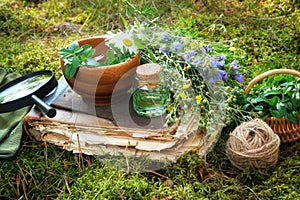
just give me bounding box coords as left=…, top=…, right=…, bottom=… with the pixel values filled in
left=23, top=78, right=204, bottom=161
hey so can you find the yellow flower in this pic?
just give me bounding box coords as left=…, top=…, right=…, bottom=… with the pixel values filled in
left=196, top=95, right=203, bottom=103
left=179, top=92, right=187, bottom=99
left=229, top=46, right=236, bottom=51
left=182, top=83, right=190, bottom=90
left=190, top=42, right=197, bottom=48
left=166, top=106, right=173, bottom=112
left=199, top=42, right=205, bottom=47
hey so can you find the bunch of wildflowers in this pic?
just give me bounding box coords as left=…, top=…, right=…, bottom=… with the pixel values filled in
left=130, top=23, right=228, bottom=154
left=106, top=22, right=249, bottom=156
left=128, top=23, right=244, bottom=84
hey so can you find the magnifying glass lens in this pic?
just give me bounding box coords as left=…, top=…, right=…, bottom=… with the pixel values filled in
left=0, top=74, right=51, bottom=104
left=0, top=70, right=57, bottom=118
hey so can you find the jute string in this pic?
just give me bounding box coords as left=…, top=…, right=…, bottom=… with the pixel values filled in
left=226, top=118, right=280, bottom=170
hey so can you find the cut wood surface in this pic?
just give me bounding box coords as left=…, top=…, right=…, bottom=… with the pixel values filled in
left=23, top=78, right=205, bottom=161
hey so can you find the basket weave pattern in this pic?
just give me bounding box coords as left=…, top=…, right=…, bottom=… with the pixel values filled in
left=264, top=116, right=300, bottom=142
left=245, top=69, right=300, bottom=143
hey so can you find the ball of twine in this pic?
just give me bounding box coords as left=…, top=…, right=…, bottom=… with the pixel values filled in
left=226, top=118, right=280, bottom=170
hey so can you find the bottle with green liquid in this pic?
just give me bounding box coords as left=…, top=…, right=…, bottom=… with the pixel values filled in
left=132, top=64, right=170, bottom=117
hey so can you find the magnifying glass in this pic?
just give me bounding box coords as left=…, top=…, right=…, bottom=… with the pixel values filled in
left=0, top=70, right=58, bottom=118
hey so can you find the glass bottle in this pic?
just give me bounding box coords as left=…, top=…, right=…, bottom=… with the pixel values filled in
left=132, top=64, right=170, bottom=117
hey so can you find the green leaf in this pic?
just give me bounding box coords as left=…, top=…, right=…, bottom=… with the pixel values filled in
left=241, top=103, right=251, bottom=110
left=120, top=14, right=128, bottom=27
left=285, top=101, right=293, bottom=110
left=106, top=50, right=116, bottom=63
left=68, top=42, right=80, bottom=52
left=256, top=96, right=268, bottom=103
left=253, top=105, right=264, bottom=111
left=281, top=81, right=295, bottom=87
left=286, top=112, right=299, bottom=124
left=80, top=48, right=95, bottom=60
left=65, top=64, right=78, bottom=79
left=147, top=48, right=156, bottom=63
left=264, top=89, right=282, bottom=96
left=276, top=102, right=287, bottom=117
left=259, top=111, right=270, bottom=119
left=109, top=43, right=122, bottom=55
left=74, top=47, right=84, bottom=54
left=81, top=45, right=93, bottom=55
left=133, top=35, right=145, bottom=49
left=271, top=110, right=283, bottom=119
left=58, top=48, right=73, bottom=58
left=64, top=56, right=80, bottom=78
left=84, top=58, right=99, bottom=66
left=283, top=85, right=294, bottom=94
left=291, top=94, right=300, bottom=109
left=81, top=44, right=93, bottom=50
left=269, top=96, right=280, bottom=107
left=72, top=56, right=80, bottom=68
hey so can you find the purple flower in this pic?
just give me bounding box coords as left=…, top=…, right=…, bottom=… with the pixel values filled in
left=203, top=45, right=212, bottom=53
left=208, top=77, right=215, bottom=83
left=184, top=54, right=192, bottom=62
left=192, top=57, right=203, bottom=68
left=217, top=55, right=226, bottom=67
left=210, top=56, right=218, bottom=68
left=207, top=69, right=229, bottom=83
left=219, top=70, right=228, bottom=81
left=210, top=56, right=227, bottom=69
left=159, top=46, right=170, bottom=55
left=234, top=72, right=244, bottom=83
left=171, top=41, right=184, bottom=53
left=187, top=50, right=198, bottom=56
left=220, top=55, right=226, bottom=61
left=230, top=60, right=239, bottom=70
left=162, top=34, right=171, bottom=42
left=216, top=69, right=228, bottom=81
left=183, top=50, right=198, bottom=62
left=201, top=68, right=221, bottom=83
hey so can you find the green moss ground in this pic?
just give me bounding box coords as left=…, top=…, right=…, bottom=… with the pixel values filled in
left=0, top=0, right=299, bottom=199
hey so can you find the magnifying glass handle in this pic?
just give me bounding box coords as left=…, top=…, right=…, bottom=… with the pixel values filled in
left=31, top=94, right=56, bottom=118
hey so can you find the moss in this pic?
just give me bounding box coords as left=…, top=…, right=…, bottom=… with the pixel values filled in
left=0, top=0, right=300, bottom=199
left=172, top=0, right=300, bottom=79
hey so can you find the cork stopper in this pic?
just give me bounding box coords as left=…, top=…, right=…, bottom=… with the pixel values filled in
left=136, top=64, right=162, bottom=80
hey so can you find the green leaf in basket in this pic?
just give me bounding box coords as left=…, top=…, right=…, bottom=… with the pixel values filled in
left=281, top=81, right=295, bottom=88
left=242, top=103, right=251, bottom=110
left=286, top=112, right=299, bottom=124
left=269, top=96, right=280, bottom=107
left=271, top=110, right=283, bottom=119
left=264, top=89, right=282, bottom=97
left=291, top=93, right=300, bottom=109
left=257, top=96, right=268, bottom=103
left=276, top=102, right=287, bottom=117
left=259, top=110, right=270, bottom=119
left=285, top=101, right=293, bottom=111
left=253, top=105, right=264, bottom=111
left=283, top=85, right=294, bottom=94
left=251, top=96, right=266, bottom=104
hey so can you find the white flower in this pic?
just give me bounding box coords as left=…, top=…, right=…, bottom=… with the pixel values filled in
left=105, top=32, right=138, bottom=54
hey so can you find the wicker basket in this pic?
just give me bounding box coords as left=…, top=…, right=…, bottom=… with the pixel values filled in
left=245, top=69, right=300, bottom=143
